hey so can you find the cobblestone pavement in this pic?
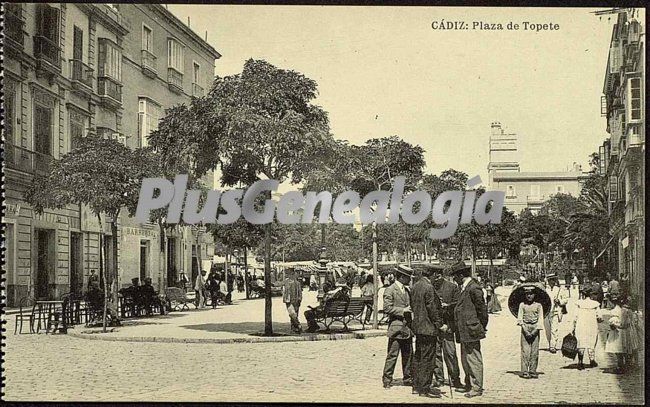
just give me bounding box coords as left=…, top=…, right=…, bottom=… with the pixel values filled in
left=3, top=288, right=644, bottom=403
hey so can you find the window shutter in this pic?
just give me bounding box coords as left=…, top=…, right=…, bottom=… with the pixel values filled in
left=98, top=40, right=106, bottom=76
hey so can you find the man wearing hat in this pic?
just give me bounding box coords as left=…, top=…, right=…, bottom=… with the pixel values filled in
left=409, top=267, right=446, bottom=397
left=430, top=265, right=463, bottom=390
left=382, top=264, right=414, bottom=389
left=304, top=277, right=350, bottom=333
left=283, top=268, right=303, bottom=334
left=544, top=273, right=568, bottom=353
left=451, top=262, right=488, bottom=398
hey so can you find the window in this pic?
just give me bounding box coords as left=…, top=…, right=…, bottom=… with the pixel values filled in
left=35, top=4, right=61, bottom=64
left=506, top=185, right=515, bottom=198
left=142, top=25, right=153, bottom=52
left=609, top=175, right=618, bottom=203
left=193, top=62, right=200, bottom=84
left=530, top=185, right=540, bottom=198
left=167, top=38, right=184, bottom=72
left=556, top=185, right=565, bottom=194
left=138, top=97, right=162, bottom=147
left=609, top=43, right=620, bottom=73
left=4, top=79, right=16, bottom=144
left=98, top=38, right=122, bottom=82
left=627, top=77, right=642, bottom=123
left=69, top=109, right=87, bottom=150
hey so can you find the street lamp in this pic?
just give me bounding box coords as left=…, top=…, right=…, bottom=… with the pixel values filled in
left=316, top=245, right=330, bottom=299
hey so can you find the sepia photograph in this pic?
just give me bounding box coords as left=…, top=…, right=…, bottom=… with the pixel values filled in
left=1, top=2, right=646, bottom=404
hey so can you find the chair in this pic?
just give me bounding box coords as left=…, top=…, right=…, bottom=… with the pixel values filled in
left=14, top=296, right=36, bottom=334
left=165, top=287, right=191, bottom=311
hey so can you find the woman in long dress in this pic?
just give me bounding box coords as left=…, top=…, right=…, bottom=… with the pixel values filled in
left=571, top=287, right=601, bottom=370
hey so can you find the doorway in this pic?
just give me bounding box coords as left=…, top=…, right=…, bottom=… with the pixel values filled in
left=70, top=232, right=83, bottom=296
left=167, top=237, right=177, bottom=287
left=34, top=229, right=55, bottom=300
left=140, top=240, right=150, bottom=282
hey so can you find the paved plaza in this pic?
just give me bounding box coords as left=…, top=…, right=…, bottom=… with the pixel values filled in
left=3, top=287, right=644, bottom=403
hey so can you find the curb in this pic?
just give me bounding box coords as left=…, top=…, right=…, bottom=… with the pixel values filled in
left=67, top=329, right=386, bottom=344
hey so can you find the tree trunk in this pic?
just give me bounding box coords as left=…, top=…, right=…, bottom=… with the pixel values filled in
left=111, top=213, right=119, bottom=315
left=264, top=220, right=273, bottom=335
left=424, top=241, right=429, bottom=263
left=470, top=243, right=477, bottom=277
left=97, top=213, right=107, bottom=333
left=372, top=222, right=379, bottom=329
left=244, top=246, right=250, bottom=299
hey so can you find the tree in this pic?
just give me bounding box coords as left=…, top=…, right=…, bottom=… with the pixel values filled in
left=348, top=136, right=425, bottom=328
left=205, top=59, right=332, bottom=335
left=25, top=136, right=146, bottom=332
left=210, top=218, right=263, bottom=298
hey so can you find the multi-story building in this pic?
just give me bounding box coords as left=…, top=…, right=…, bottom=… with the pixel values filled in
left=487, top=122, right=585, bottom=215
left=598, top=10, right=644, bottom=304
left=117, top=4, right=220, bottom=291
left=3, top=3, right=220, bottom=306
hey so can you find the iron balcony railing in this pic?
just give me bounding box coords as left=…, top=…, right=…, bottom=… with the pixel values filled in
left=4, top=143, right=54, bottom=175
left=97, top=76, right=122, bottom=103
left=192, top=83, right=204, bottom=97
left=34, top=35, right=61, bottom=68
left=141, top=49, right=157, bottom=73
left=4, top=5, right=25, bottom=47
left=69, top=59, right=94, bottom=89
left=167, top=67, right=183, bottom=91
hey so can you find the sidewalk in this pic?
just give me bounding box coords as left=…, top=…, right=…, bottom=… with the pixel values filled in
left=59, top=290, right=386, bottom=344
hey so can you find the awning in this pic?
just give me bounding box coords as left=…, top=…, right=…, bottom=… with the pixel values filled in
left=593, top=236, right=615, bottom=267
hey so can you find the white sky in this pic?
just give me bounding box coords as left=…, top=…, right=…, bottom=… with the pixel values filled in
left=168, top=5, right=636, bottom=187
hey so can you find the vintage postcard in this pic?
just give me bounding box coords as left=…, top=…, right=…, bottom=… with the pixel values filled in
left=2, top=3, right=645, bottom=404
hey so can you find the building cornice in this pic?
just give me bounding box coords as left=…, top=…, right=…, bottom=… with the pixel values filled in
left=146, top=4, right=221, bottom=60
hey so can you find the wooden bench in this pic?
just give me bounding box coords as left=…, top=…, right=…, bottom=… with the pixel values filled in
left=346, top=297, right=367, bottom=329
left=311, top=297, right=370, bottom=331
left=165, top=287, right=192, bottom=311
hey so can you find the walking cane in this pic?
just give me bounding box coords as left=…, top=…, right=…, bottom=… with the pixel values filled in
left=449, top=376, right=453, bottom=399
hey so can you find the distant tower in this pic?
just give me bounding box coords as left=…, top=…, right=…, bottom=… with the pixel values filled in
left=487, top=122, right=520, bottom=174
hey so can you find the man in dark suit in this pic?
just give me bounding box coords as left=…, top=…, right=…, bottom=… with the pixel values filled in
left=410, top=267, right=446, bottom=398
left=382, top=265, right=414, bottom=389
left=451, top=262, right=488, bottom=398
left=430, top=265, right=464, bottom=389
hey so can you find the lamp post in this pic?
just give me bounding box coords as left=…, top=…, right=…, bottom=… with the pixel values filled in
left=317, top=245, right=330, bottom=299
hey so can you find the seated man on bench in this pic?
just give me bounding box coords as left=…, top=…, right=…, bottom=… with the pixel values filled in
left=304, top=277, right=351, bottom=333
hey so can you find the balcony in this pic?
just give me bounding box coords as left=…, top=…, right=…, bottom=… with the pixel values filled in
left=4, top=143, right=54, bottom=175
left=97, top=76, right=122, bottom=109
left=141, top=50, right=157, bottom=79
left=69, top=59, right=94, bottom=95
left=34, top=35, right=62, bottom=73
left=192, top=83, right=204, bottom=97
left=4, top=5, right=25, bottom=55
left=167, top=67, right=183, bottom=94
left=526, top=195, right=545, bottom=204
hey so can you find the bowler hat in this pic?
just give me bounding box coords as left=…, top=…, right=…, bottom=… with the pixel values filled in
left=546, top=273, right=558, bottom=280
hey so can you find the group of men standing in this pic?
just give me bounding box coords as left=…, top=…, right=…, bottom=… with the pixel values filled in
left=382, top=262, right=488, bottom=399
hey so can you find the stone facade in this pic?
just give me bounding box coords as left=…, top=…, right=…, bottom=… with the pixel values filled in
left=3, top=3, right=219, bottom=306
left=598, top=10, right=645, bottom=304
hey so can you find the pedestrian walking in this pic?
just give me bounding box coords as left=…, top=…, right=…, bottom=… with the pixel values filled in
left=486, top=283, right=502, bottom=314
left=361, top=274, right=375, bottom=325
left=194, top=270, right=207, bottom=309
left=516, top=286, right=545, bottom=379
left=409, top=267, right=446, bottom=398
left=604, top=295, right=632, bottom=373
left=206, top=270, right=220, bottom=308
left=282, top=268, right=303, bottom=334
left=572, top=286, right=601, bottom=370
left=430, top=265, right=463, bottom=390
left=544, top=274, right=568, bottom=353
left=451, top=262, right=488, bottom=398
left=382, top=265, right=414, bottom=389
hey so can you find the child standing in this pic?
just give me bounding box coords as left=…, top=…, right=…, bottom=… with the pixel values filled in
left=517, top=286, right=545, bottom=379
left=572, top=287, right=601, bottom=370
left=605, top=296, right=628, bottom=373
